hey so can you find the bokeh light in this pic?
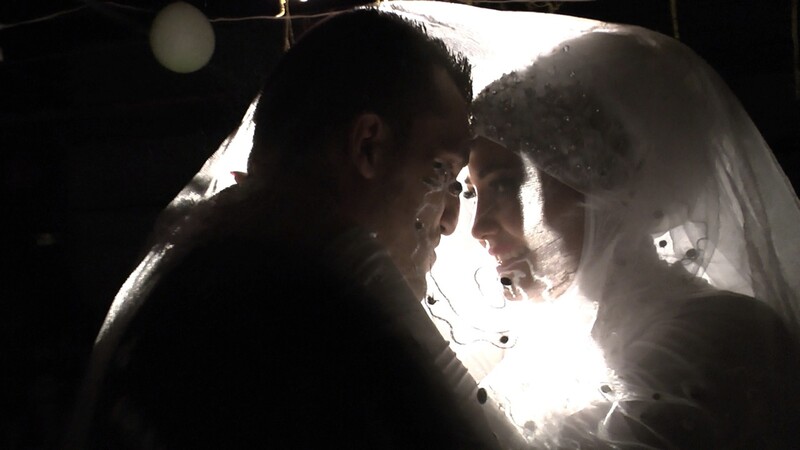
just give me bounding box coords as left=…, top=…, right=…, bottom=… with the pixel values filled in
left=149, top=2, right=215, bottom=73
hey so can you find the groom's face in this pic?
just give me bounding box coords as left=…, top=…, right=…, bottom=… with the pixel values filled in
left=370, top=68, right=472, bottom=299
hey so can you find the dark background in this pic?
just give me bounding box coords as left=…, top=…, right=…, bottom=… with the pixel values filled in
left=2, top=0, right=798, bottom=448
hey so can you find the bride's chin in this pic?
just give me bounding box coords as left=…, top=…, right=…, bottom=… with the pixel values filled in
left=502, top=280, right=547, bottom=302
left=496, top=255, right=546, bottom=301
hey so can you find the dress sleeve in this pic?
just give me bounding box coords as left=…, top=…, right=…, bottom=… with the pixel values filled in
left=603, top=293, right=800, bottom=448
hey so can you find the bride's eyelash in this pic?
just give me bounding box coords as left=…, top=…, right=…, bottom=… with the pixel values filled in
left=463, top=188, right=476, bottom=199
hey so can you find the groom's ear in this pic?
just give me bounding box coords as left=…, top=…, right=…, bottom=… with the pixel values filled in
left=347, top=113, right=391, bottom=180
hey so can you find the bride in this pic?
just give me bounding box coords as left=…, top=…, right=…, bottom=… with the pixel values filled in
left=426, top=14, right=800, bottom=449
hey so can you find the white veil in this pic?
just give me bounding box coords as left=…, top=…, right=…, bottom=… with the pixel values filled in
left=395, top=1, right=800, bottom=447
left=81, top=2, right=799, bottom=448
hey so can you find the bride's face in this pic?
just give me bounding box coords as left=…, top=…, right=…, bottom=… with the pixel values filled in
left=467, top=137, right=584, bottom=301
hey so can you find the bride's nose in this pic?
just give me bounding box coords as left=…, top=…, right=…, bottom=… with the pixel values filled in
left=471, top=197, right=498, bottom=240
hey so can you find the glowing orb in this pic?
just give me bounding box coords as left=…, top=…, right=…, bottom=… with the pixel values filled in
left=149, top=2, right=215, bottom=73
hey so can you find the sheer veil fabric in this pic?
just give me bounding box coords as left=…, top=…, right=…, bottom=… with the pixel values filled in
left=77, top=2, right=800, bottom=448
left=388, top=2, right=800, bottom=447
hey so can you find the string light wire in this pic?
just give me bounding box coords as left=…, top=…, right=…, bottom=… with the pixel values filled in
left=670, top=0, right=680, bottom=40
left=0, top=1, right=385, bottom=31
left=0, top=2, right=151, bottom=30
left=792, top=0, right=799, bottom=99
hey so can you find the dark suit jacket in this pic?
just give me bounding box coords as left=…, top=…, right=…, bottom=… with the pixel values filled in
left=88, top=237, right=499, bottom=449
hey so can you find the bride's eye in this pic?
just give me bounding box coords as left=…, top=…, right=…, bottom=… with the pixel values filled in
left=462, top=187, right=476, bottom=199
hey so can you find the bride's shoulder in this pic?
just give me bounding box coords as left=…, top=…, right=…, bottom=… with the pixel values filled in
left=676, top=290, right=784, bottom=326
left=650, top=290, right=797, bottom=361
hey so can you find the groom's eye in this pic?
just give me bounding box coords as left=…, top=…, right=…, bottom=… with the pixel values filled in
left=423, top=159, right=455, bottom=188
left=433, top=160, right=452, bottom=179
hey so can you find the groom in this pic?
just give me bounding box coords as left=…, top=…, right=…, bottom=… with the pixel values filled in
left=75, top=8, right=504, bottom=449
